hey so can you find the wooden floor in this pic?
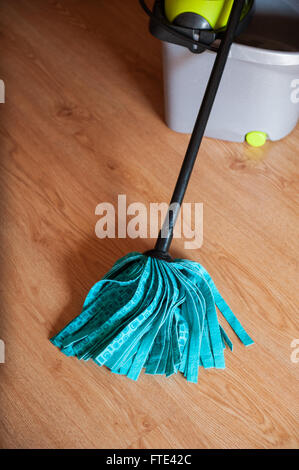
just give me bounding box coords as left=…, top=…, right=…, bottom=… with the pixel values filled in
left=0, top=0, right=298, bottom=449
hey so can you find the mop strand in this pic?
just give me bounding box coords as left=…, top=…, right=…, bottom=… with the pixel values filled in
left=51, top=252, right=253, bottom=383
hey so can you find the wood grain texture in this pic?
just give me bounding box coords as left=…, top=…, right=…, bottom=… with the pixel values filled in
left=0, top=0, right=298, bottom=449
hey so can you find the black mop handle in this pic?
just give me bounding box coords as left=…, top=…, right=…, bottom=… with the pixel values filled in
left=154, top=0, right=245, bottom=255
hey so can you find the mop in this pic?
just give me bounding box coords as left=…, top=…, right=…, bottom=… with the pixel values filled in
left=51, top=0, right=254, bottom=383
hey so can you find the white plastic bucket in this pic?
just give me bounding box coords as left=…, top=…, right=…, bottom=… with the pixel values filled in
left=163, top=0, right=299, bottom=143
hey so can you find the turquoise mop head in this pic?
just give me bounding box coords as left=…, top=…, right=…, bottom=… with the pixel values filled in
left=51, top=1, right=254, bottom=383
left=51, top=253, right=253, bottom=383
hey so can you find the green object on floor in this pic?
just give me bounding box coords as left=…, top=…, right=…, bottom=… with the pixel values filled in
left=246, top=131, right=267, bottom=147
